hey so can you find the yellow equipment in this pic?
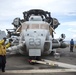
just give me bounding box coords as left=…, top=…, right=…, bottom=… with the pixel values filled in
left=30, top=59, right=58, bottom=66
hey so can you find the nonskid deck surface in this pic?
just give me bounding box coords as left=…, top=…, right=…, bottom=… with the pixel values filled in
left=0, top=47, right=76, bottom=75
left=6, top=47, right=76, bottom=69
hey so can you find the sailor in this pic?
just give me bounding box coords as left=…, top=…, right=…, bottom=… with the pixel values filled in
left=0, top=37, right=12, bottom=72
left=70, top=39, right=74, bottom=52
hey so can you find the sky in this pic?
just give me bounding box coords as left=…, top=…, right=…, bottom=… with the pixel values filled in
left=0, top=0, right=76, bottom=41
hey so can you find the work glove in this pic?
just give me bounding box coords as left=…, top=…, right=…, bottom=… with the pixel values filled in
left=3, top=37, right=6, bottom=42
left=9, top=39, right=13, bottom=43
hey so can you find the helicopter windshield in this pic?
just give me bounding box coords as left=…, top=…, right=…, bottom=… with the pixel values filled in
left=40, top=24, right=49, bottom=30
left=22, top=23, right=49, bottom=30
left=29, top=24, right=49, bottom=30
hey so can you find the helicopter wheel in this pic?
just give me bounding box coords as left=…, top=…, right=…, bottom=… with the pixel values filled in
left=28, top=56, right=36, bottom=65
left=28, top=56, right=41, bottom=65
left=50, top=51, right=55, bottom=56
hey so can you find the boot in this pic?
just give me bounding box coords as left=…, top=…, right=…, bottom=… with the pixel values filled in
left=2, top=67, right=5, bottom=72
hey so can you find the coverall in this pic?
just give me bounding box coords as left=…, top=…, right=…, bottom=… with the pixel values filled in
left=0, top=40, right=11, bottom=72
left=70, top=39, right=74, bottom=52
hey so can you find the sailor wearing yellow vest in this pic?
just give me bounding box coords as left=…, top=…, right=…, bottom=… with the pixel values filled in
left=0, top=37, right=12, bottom=72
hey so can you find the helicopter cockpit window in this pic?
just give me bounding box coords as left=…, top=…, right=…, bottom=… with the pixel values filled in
left=22, top=24, right=29, bottom=30
left=40, top=24, right=49, bottom=30
left=29, top=24, right=39, bottom=29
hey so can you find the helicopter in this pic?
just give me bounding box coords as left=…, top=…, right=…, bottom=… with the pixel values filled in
left=6, top=9, right=67, bottom=59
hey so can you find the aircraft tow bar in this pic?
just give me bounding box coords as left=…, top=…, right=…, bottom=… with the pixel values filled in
left=29, top=59, right=58, bottom=67
left=29, top=59, right=76, bottom=69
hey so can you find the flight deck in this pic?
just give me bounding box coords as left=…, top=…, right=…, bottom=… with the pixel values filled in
left=0, top=47, right=76, bottom=75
